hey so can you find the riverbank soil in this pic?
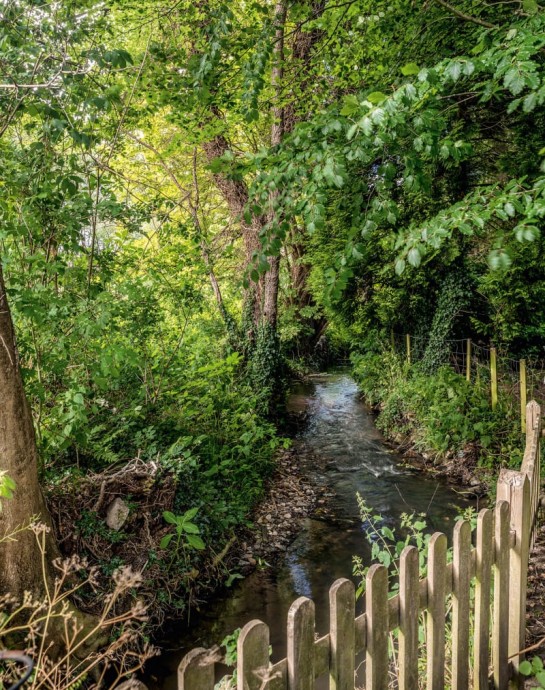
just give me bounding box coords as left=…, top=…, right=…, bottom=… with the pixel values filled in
left=383, top=428, right=489, bottom=497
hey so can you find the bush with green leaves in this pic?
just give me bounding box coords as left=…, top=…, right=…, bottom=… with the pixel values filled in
left=352, top=349, right=522, bottom=467
left=0, top=472, right=16, bottom=511
left=160, top=508, right=205, bottom=570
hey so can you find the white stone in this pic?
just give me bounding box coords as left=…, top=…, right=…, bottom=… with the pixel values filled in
left=106, top=497, right=130, bottom=531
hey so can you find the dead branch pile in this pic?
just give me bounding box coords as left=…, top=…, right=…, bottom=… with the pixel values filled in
left=46, top=458, right=182, bottom=626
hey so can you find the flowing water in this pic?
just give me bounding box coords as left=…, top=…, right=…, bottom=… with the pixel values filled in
left=150, top=370, right=474, bottom=688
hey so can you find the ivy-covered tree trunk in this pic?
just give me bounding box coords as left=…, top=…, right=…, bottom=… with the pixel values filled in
left=0, top=262, right=58, bottom=599
left=287, top=238, right=328, bottom=355
left=279, top=1, right=327, bottom=355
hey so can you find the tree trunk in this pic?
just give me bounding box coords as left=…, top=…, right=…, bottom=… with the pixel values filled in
left=202, top=1, right=322, bottom=336
left=202, top=133, right=264, bottom=334
left=0, top=262, right=57, bottom=600
left=261, top=1, right=287, bottom=331
left=281, top=2, right=327, bottom=350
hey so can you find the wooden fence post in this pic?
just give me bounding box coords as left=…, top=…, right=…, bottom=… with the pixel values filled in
left=493, top=500, right=510, bottom=690
left=491, top=347, right=498, bottom=410
left=329, top=579, right=355, bottom=690
left=238, top=620, right=270, bottom=690
left=474, top=509, right=494, bottom=690
left=287, top=597, right=315, bottom=690
left=366, top=564, right=389, bottom=690
left=451, top=520, right=471, bottom=690
left=466, top=339, right=471, bottom=382
left=426, top=533, right=447, bottom=690
left=178, top=648, right=215, bottom=690
left=406, top=334, right=411, bottom=365
left=523, top=401, right=541, bottom=547
left=520, top=360, right=527, bottom=433
left=496, top=470, right=531, bottom=683
left=399, top=546, right=419, bottom=690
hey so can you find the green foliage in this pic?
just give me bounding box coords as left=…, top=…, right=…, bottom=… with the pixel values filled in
left=353, top=494, right=431, bottom=599
left=160, top=508, right=205, bottom=554
left=0, top=473, right=16, bottom=512
left=247, top=324, right=283, bottom=414
left=421, top=271, right=472, bottom=374
left=352, top=350, right=521, bottom=465
left=77, top=510, right=126, bottom=545
left=520, top=656, right=545, bottom=688
left=2, top=0, right=545, bottom=625
left=221, top=628, right=241, bottom=668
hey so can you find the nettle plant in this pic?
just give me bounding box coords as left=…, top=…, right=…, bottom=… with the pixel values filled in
left=353, top=493, right=477, bottom=597
left=353, top=495, right=478, bottom=685
left=353, top=493, right=430, bottom=599
left=160, top=508, right=205, bottom=561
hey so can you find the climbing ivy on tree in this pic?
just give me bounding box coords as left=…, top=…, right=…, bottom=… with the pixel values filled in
left=421, top=271, right=473, bottom=374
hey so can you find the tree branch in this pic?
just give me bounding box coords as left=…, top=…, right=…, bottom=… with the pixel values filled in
left=433, top=0, right=498, bottom=28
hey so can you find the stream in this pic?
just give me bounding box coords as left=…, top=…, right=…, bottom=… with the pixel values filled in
left=150, top=370, right=474, bottom=688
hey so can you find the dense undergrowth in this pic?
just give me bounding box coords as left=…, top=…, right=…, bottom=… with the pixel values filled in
left=352, top=348, right=523, bottom=472
left=37, top=336, right=284, bottom=622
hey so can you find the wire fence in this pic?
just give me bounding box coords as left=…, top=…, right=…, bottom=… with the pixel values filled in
left=390, top=332, right=545, bottom=433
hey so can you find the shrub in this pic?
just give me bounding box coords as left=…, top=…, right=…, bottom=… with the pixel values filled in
left=352, top=350, right=521, bottom=466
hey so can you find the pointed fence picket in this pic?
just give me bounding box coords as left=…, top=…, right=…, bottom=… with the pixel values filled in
left=179, top=402, right=542, bottom=690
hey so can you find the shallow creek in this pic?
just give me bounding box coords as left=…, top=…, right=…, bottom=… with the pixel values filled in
left=151, top=370, right=473, bottom=688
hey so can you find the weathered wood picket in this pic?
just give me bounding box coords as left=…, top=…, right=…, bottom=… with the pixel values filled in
left=179, top=401, right=542, bottom=690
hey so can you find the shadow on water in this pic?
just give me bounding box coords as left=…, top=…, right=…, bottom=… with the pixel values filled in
left=148, top=369, right=475, bottom=688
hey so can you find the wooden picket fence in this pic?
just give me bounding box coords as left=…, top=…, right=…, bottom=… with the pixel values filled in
left=179, top=401, right=542, bottom=690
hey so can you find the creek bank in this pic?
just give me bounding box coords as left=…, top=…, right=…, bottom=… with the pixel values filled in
left=45, top=442, right=324, bottom=631
left=364, top=401, right=490, bottom=498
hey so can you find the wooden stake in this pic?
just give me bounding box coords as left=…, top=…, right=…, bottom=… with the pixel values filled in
left=426, top=533, right=447, bottom=690
left=520, top=359, right=527, bottom=433
left=496, top=470, right=531, bottom=682
left=178, top=648, right=215, bottom=690
left=491, top=347, right=498, bottom=410
left=474, top=509, right=494, bottom=689
left=287, top=597, right=315, bottom=690
left=493, top=501, right=510, bottom=690
left=329, top=579, right=355, bottom=690
left=451, top=520, right=471, bottom=690
left=406, top=334, right=411, bottom=365
left=238, top=620, right=270, bottom=690
left=399, top=546, right=419, bottom=690
left=466, top=339, right=471, bottom=382
left=366, top=565, right=389, bottom=690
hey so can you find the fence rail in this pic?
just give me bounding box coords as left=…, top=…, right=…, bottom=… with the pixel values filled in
left=179, top=402, right=542, bottom=690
